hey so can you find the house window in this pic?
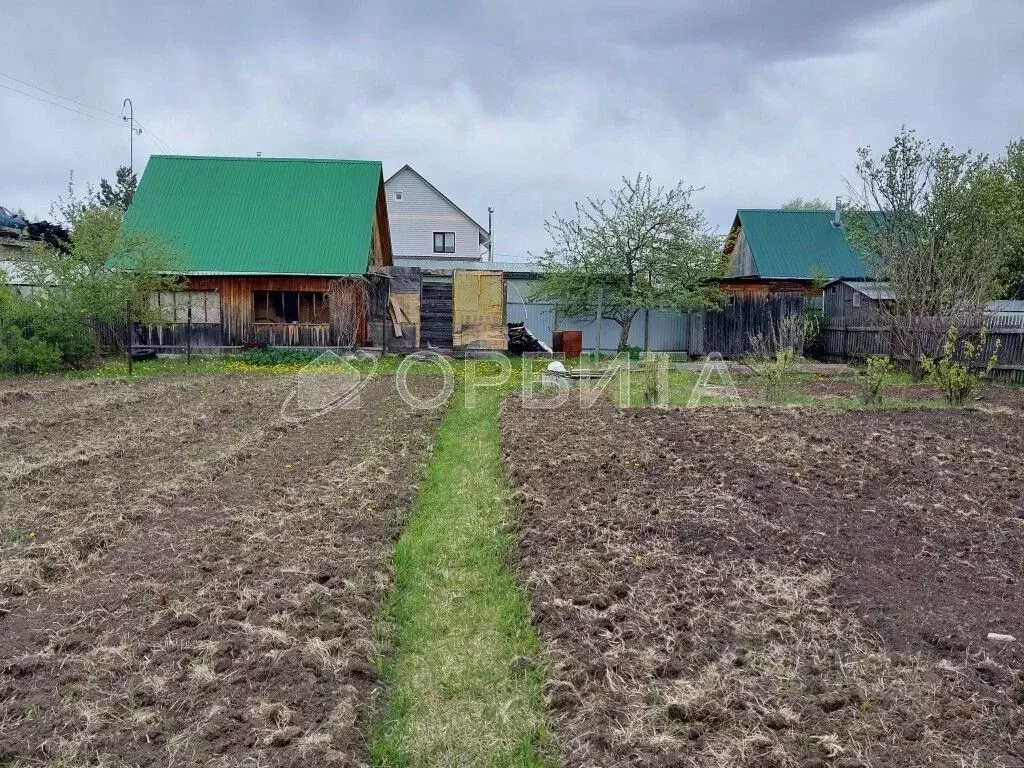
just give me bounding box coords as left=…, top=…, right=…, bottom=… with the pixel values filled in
left=253, top=291, right=329, bottom=324
left=433, top=232, right=456, bottom=254
left=149, top=291, right=221, bottom=323
left=852, top=292, right=862, bottom=308
left=394, top=191, right=403, bottom=201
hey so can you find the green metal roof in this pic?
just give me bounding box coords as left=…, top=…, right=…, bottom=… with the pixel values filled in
left=734, top=209, right=870, bottom=280
left=120, top=155, right=383, bottom=275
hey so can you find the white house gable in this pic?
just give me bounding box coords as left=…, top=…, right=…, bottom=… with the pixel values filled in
left=385, top=166, right=488, bottom=260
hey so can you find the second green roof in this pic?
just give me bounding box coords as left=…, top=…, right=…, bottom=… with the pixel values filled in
left=122, top=155, right=386, bottom=275
left=727, top=209, right=870, bottom=280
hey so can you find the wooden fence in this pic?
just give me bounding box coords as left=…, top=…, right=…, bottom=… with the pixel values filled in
left=820, top=314, right=1024, bottom=383
left=703, top=293, right=807, bottom=358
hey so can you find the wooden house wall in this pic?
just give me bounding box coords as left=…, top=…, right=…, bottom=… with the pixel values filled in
left=154, top=276, right=369, bottom=347
left=823, top=282, right=882, bottom=322
left=719, top=278, right=820, bottom=297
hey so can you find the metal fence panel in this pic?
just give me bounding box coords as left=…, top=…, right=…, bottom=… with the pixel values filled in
left=506, top=298, right=699, bottom=353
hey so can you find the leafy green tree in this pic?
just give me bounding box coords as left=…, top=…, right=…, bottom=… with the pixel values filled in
left=781, top=197, right=832, bottom=210
left=995, top=139, right=1024, bottom=299
left=96, top=166, right=138, bottom=212
left=844, top=127, right=1016, bottom=376
left=532, top=173, right=726, bottom=351
left=3, top=169, right=181, bottom=371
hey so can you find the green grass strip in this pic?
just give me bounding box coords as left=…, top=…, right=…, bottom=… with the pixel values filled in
left=372, top=385, right=552, bottom=767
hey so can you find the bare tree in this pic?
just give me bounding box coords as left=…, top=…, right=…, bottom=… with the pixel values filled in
left=533, top=173, right=726, bottom=350
left=844, top=128, right=1014, bottom=377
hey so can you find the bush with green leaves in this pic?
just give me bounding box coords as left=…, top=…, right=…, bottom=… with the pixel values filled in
left=0, top=286, right=95, bottom=373
left=0, top=192, right=182, bottom=375
left=240, top=348, right=324, bottom=367
left=859, top=356, right=894, bottom=407
left=746, top=316, right=805, bottom=404
left=920, top=325, right=1000, bottom=405
left=639, top=352, right=668, bottom=406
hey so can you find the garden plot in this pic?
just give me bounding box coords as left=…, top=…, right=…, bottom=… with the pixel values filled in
left=0, top=375, right=440, bottom=767
left=502, top=402, right=1024, bottom=767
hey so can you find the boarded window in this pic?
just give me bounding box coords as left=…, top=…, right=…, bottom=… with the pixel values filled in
left=253, top=291, right=329, bottom=324
left=149, top=291, right=221, bottom=323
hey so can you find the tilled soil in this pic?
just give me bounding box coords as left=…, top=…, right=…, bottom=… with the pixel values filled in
left=502, top=401, right=1024, bottom=767
left=734, top=375, right=1024, bottom=409
left=0, top=374, right=441, bottom=767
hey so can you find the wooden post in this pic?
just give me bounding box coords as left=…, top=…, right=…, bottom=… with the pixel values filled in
left=643, top=308, right=650, bottom=352
left=382, top=277, right=390, bottom=355
left=594, top=286, right=603, bottom=362
left=186, top=302, right=193, bottom=365
left=126, top=298, right=133, bottom=376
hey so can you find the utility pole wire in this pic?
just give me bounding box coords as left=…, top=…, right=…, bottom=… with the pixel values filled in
left=135, top=122, right=176, bottom=153
left=0, top=71, right=121, bottom=117
left=0, top=71, right=179, bottom=157
left=0, top=81, right=123, bottom=127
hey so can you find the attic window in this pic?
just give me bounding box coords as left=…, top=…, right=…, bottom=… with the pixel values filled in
left=852, top=292, right=862, bottom=308
left=433, top=231, right=456, bottom=254
left=394, top=191, right=403, bottom=201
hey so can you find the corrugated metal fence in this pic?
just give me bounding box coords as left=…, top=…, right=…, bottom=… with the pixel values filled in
left=506, top=298, right=704, bottom=354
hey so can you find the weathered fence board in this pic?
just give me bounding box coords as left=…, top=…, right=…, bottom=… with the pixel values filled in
left=703, top=293, right=807, bottom=358
left=821, top=315, right=1024, bottom=383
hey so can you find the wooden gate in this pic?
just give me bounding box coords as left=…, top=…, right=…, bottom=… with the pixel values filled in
left=421, top=282, right=454, bottom=349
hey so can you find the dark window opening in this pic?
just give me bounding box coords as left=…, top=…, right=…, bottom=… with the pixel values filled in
left=433, top=231, right=456, bottom=254
left=253, top=291, right=329, bottom=323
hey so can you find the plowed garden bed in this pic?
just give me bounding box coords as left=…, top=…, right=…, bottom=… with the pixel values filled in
left=502, top=402, right=1024, bottom=767
left=0, top=374, right=440, bottom=767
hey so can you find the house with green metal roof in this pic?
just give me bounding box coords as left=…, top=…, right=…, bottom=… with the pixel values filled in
left=720, top=208, right=870, bottom=296
left=123, top=155, right=393, bottom=348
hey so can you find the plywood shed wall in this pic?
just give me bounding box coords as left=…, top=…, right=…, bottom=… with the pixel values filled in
left=452, top=270, right=506, bottom=351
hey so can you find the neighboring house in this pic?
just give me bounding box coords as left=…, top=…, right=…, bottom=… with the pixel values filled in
left=823, top=280, right=895, bottom=321
left=721, top=208, right=869, bottom=296
left=384, top=165, right=490, bottom=262
left=0, top=259, right=36, bottom=297
left=121, top=155, right=393, bottom=347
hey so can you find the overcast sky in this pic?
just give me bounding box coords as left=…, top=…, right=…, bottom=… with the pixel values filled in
left=2, top=0, right=1022, bottom=259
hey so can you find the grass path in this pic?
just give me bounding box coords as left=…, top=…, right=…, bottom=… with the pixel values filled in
left=372, top=386, right=551, bottom=767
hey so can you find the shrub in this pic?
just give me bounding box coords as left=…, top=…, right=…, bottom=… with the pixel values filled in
left=0, top=289, right=94, bottom=373
left=240, top=348, right=324, bottom=367
left=859, top=356, right=894, bottom=407
left=748, top=347, right=795, bottom=404
left=0, top=324, right=63, bottom=374
left=639, top=352, right=668, bottom=406
left=747, top=316, right=804, bottom=404
left=920, top=326, right=1000, bottom=406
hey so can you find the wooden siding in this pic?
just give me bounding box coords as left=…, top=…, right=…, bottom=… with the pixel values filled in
left=384, top=167, right=487, bottom=260
left=719, top=278, right=820, bottom=297
left=823, top=281, right=883, bottom=322
left=373, top=178, right=394, bottom=267
left=165, top=276, right=369, bottom=347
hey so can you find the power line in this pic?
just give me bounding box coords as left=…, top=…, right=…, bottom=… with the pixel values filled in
left=136, top=122, right=176, bottom=153
left=0, top=81, right=123, bottom=127
left=0, top=72, right=180, bottom=156
left=0, top=71, right=121, bottom=118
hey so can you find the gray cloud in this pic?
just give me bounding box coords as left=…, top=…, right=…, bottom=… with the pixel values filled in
left=2, top=0, right=1022, bottom=257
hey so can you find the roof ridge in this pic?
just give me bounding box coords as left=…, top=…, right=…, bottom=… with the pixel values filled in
left=150, top=155, right=382, bottom=165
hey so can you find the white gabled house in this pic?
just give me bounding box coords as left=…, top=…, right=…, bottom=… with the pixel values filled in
left=384, top=165, right=491, bottom=261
